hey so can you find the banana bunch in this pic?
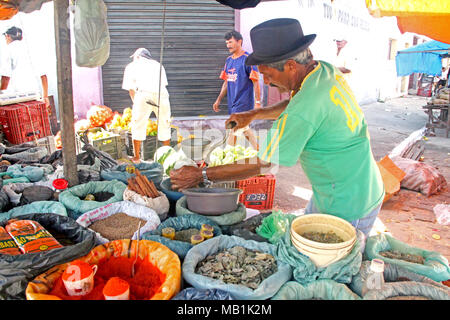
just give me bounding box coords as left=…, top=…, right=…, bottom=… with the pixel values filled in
left=109, top=113, right=123, bottom=129
left=87, top=130, right=113, bottom=141
left=108, top=107, right=132, bottom=131
left=122, top=108, right=132, bottom=125
left=147, top=120, right=158, bottom=136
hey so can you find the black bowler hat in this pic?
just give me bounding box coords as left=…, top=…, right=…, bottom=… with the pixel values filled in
left=245, top=18, right=316, bottom=66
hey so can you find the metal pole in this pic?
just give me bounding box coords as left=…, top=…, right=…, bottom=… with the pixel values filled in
left=156, top=0, right=167, bottom=151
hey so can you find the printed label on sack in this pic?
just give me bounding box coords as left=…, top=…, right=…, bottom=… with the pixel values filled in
left=0, top=239, right=19, bottom=250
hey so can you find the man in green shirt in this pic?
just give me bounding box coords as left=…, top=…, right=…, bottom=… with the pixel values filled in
left=170, top=18, right=384, bottom=237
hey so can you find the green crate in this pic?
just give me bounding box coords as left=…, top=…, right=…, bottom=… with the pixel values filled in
left=92, top=135, right=121, bottom=160
left=126, top=128, right=178, bottom=161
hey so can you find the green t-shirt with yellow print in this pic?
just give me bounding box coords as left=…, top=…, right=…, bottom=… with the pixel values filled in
left=258, top=60, right=384, bottom=222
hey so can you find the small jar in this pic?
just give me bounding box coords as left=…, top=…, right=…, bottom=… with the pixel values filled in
left=201, top=224, right=214, bottom=233
left=161, top=227, right=175, bottom=240
left=191, top=234, right=204, bottom=245
left=200, top=230, right=213, bottom=240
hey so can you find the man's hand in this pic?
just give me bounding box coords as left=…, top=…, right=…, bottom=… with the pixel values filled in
left=213, top=100, right=221, bottom=112
left=226, top=110, right=256, bottom=131
left=170, top=165, right=203, bottom=191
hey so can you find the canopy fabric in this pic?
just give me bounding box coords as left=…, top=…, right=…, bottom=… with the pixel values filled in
left=0, top=0, right=51, bottom=20
left=395, top=40, right=450, bottom=77
left=366, top=0, right=450, bottom=44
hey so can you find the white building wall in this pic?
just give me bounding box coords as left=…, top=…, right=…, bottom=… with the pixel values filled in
left=238, top=0, right=428, bottom=105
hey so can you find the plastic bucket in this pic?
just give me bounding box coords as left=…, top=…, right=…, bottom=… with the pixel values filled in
left=290, top=214, right=357, bottom=268
left=62, top=263, right=98, bottom=296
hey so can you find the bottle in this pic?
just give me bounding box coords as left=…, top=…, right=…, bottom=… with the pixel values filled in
left=361, top=259, right=385, bottom=297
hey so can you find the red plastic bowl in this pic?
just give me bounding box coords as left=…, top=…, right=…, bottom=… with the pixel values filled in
left=53, top=178, right=68, bottom=190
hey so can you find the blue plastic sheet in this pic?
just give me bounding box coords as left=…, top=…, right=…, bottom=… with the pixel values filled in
left=271, top=280, right=361, bottom=300
left=396, top=40, right=450, bottom=76
left=172, top=288, right=234, bottom=300
left=0, top=201, right=68, bottom=222
left=101, top=162, right=164, bottom=186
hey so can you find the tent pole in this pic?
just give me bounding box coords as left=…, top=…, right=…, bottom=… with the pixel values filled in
left=156, top=0, right=167, bottom=151
left=54, top=0, right=79, bottom=186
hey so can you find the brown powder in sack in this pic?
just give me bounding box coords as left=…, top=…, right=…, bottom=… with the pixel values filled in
left=89, top=213, right=147, bottom=240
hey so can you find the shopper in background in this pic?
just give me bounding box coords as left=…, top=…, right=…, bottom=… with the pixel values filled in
left=122, top=47, right=172, bottom=163
left=213, top=30, right=261, bottom=150
left=0, top=26, right=49, bottom=106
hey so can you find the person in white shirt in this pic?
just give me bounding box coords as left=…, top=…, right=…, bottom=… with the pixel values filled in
left=0, top=26, right=49, bottom=106
left=122, top=48, right=172, bottom=163
left=334, top=38, right=352, bottom=75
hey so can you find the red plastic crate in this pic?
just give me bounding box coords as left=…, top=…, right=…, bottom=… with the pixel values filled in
left=236, top=174, right=276, bottom=210
left=0, top=100, right=51, bottom=145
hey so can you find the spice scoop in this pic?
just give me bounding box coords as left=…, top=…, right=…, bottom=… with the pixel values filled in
left=131, top=221, right=142, bottom=278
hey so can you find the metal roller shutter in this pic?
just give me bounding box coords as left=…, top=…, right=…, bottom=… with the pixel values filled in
left=102, top=0, right=234, bottom=117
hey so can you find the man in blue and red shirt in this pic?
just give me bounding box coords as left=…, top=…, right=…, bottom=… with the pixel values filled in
left=213, top=30, right=261, bottom=150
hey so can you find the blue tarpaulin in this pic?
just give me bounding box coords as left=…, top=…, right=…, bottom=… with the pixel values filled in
left=396, top=40, right=450, bottom=76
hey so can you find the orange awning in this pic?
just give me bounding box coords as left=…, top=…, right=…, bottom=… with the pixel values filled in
left=366, top=0, right=450, bottom=44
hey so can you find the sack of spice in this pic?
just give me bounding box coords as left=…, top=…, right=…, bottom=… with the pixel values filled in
left=58, top=180, right=127, bottom=220
left=141, top=215, right=222, bottom=259
left=365, top=233, right=450, bottom=282
left=123, top=187, right=169, bottom=221
left=76, top=201, right=161, bottom=244
left=26, top=239, right=181, bottom=300
left=182, top=235, right=292, bottom=300
left=271, top=280, right=361, bottom=300
left=0, top=213, right=96, bottom=300
left=350, top=260, right=450, bottom=298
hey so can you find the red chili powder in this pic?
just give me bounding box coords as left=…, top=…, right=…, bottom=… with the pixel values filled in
left=61, top=260, right=94, bottom=282
left=50, top=256, right=166, bottom=300
left=103, top=277, right=129, bottom=297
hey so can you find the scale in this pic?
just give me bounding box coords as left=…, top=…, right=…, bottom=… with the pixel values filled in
left=0, top=91, right=41, bottom=106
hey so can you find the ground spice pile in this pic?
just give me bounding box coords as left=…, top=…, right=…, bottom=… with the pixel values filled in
left=49, top=256, right=166, bottom=300
left=89, top=213, right=147, bottom=240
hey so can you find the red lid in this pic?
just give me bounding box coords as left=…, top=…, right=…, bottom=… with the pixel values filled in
left=53, top=178, right=68, bottom=190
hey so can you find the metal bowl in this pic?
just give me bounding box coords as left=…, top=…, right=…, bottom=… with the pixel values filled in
left=180, top=138, right=211, bottom=161
left=182, top=187, right=243, bottom=216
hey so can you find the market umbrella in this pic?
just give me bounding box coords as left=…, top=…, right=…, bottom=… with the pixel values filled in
left=396, top=40, right=450, bottom=77
left=366, top=0, right=450, bottom=44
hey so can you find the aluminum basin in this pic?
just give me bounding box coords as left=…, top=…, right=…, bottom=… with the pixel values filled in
left=183, top=187, right=242, bottom=215
left=180, top=138, right=211, bottom=161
